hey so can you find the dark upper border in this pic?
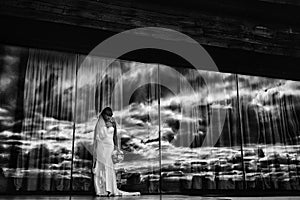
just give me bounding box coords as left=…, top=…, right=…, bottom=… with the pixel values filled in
left=0, top=15, right=300, bottom=81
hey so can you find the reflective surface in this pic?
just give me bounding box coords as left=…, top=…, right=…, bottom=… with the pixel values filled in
left=1, top=44, right=300, bottom=194
left=16, top=49, right=76, bottom=191
left=73, top=57, right=160, bottom=192
left=0, top=45, right=28, bottom=192
left=238, top=75, right=300, bottom=190
left=159, top=66, right=242, bottom=192
left=0, top=195, right=300, bottom=200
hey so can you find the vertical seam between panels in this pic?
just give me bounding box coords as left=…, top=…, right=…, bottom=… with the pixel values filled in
left=158, top=64, right=162, bottom=198
left=70, top=53, right=79, bottom=196
left=236, top=74, right=246, bottom=189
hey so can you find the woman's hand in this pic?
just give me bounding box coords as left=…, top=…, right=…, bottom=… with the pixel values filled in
left=105, top=118, right=116, bottom=128
left=114, top=146, right=123, bottom=155
left=114, top=146, right=120, bottom=152
left=110, top=118, right=116, bottom=127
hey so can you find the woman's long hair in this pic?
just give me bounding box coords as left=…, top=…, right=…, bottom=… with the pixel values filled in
left=99, top=107, right=113, bottom=118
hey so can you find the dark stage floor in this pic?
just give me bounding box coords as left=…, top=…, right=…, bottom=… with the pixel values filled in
left=0, top=195, right=300, bottom=200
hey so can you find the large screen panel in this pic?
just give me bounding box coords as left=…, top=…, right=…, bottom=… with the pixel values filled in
left=0, top=47, right=77, bottom=192
left=238, top=75, right=300, bottom=191
left=73, top=56, right=160, bottom=197
left=0, top=45, right=28, bottom=193
left=159, top=65, right=243, bottom=194
left=2, top=44, right=300, bottom=196
left=20, top=49, right=77, bottom=192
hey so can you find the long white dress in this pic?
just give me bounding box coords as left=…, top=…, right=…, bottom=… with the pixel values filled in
left=93, top=116, right=118, bottom=195
left=93, top=116, right=141, bottom=196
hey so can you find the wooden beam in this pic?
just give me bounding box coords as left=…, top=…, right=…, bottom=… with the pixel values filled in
left=0, top=0, right=299, bottom=58
left=258, top=0, right=300, bottom=6
left=1, top=15, right=300, bottom=82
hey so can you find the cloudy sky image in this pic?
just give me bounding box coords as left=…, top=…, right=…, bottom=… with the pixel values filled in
left=1, top=45, right=300, bottom=192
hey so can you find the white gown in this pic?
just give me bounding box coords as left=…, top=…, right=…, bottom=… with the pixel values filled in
left=93, top=116, right=140, bottom=196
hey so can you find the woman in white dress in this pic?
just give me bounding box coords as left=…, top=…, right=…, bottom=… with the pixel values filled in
left=93, top=107, right=140, bottom=197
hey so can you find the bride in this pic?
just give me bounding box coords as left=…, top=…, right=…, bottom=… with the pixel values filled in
left=93, top=107, right=141, bottom=197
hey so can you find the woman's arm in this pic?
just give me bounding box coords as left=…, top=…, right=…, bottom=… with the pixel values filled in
left=112, top=119, right=119, bottom=150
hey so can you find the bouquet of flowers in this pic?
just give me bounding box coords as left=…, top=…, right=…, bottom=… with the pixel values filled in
left=112, top=149, right=124, bottom=164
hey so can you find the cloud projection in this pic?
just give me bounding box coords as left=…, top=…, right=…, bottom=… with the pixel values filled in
left=1, top=45, right=300, bottom=193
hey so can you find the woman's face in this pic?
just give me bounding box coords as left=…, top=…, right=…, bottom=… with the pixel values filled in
left=102, top=111, right=113, bottom=122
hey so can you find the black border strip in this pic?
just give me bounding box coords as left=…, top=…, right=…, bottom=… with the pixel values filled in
left=1, top=15, right=300, bottom=81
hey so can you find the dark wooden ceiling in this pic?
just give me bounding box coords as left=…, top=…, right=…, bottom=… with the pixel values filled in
left=0, top=0, right=300, bottom=80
